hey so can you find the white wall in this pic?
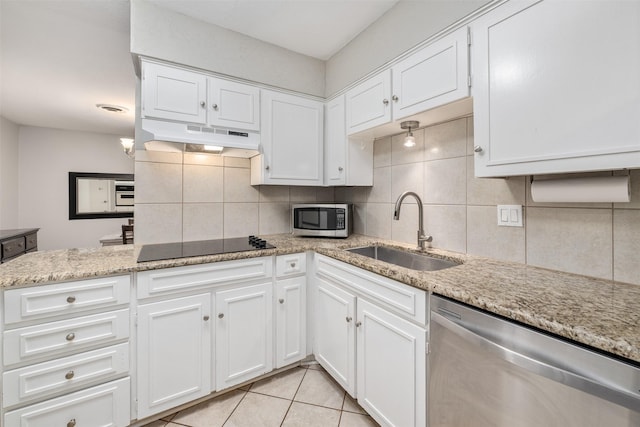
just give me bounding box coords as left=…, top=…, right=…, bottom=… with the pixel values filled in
left=130, top=0, right=326, bottom=97
left=325, top=0, right=491, bottom=96
left=0, top=116, right=20, bottom=228
left=18, top=127, right=135, bottom=250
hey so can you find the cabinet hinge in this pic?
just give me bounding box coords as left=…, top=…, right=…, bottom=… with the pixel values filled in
left=467, top=75, right=472, bottom=88
left=426, top=342, right=430, bottom=354
left=467, top=27, right=472, bottom=46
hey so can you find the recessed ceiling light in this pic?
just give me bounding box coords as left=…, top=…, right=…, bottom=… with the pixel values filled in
left=96, top=104, right=129, bottom=114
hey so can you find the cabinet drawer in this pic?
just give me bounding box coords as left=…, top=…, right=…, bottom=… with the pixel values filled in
left=4, top=309, right=130, bottom=366
left=3, top=343, right=129, bottom=407
left=4, top=377, right=130, bottom=427
left=276, top=253, right=306, bottom=277
left=25, top=232, right=38, bottom=250
left=316, top=255, right=427, bottom=325
left=4, top=275, right=130, bottom=326
left=137, top=257, right=273, bottom=299
left=2, top=236, right=25, bottom=260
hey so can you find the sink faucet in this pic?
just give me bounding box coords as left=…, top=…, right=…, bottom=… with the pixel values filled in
left=393, top=191, right=433, bottom=250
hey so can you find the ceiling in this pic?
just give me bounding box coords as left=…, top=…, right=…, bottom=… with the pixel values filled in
left=0, top=0, right=398, bottom=137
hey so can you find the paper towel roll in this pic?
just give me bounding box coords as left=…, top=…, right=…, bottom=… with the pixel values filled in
left=530, top=176, right=630, bottom=203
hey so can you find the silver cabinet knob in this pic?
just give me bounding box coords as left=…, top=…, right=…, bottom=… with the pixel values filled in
left=203, top=315, right=210, bottom=321
left=66, top=296, right=76, bottom=303
left=382, top=99, right=389, bottom=105
left=66, top=333, right=75, bottom=341
left=338, top=167, right=343, bottom=171
left=346, top=316, right=352, bottom=322
left=392, top=95, right=399, bottom=102
left=65, top=370, right=75, bottom=380
left=67, top=419, right=77, bottom=427
left=474, top=145, right=483, bottom=153
left=355, top=321, right=362, bottom=327
left=265, top=165, right=270, bottom=171
left=279, top=298, right=285, bottom=304
left=218, top=313, right=224, bottom=319
left=212, top=104, right=218, bottom=110
left=200, top=101, right=206, bottom=108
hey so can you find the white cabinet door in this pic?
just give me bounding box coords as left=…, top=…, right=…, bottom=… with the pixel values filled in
left=325, top=95, right=347, bottom=185
left=346, top=69, right=392, bottom=135
left=215, top=282, right=272, bottom=390
left=256, top=90, right=324, bottom=186
left=356, top=299, right=426, bottom=427
left=315, top=277, right=356, bottom=396
left=472, top=0, right=640, bottom=177
left=142, top=61, right=208, bottom=124
left=275, top=277, right=306, bottom=368
left=208, top=78, right=260, bottom=130
left=392, top=27, right=469, bottom=121
left=137, top=294, right=211, bottom=419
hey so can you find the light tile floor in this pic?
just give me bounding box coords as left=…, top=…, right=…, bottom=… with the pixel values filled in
left=143, top=363, right=380, bottom=427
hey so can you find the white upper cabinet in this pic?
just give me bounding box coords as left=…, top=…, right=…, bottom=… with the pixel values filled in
left=325, top=96, right=347, bottom=186
left=472, top=0, right=640, bottom=177
left=141, top=60, right=260, bottom=130
left=392, top=26, right=469, bottom=120
left=142, top=61, right=208, bottom=124
left=252, top=90, right=324, bottom=186
left=346, top=70, right=392, bottom=135
left=208, top=78, right=260, bottom=131
left=346, top=27, right=470, bottom=136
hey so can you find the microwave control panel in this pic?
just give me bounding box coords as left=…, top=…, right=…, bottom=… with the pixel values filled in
left=336, top=209, right=345, bottom=230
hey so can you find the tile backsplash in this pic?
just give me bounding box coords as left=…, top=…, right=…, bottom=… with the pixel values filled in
left=336, top=117, right=640, bottom=286
left=135, top=117, right=640, bottom=286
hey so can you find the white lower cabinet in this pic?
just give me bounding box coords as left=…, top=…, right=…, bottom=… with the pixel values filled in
left=137, top=294, right=212, bottom=419
left=275, top=276, right=307, bottom=368
left=315, top=255, right=427, bottom=427
left=215, top=282, right=273, bottom=390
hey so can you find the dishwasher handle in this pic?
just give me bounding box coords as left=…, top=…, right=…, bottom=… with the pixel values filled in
left=432, top=311, right=640, bottom=412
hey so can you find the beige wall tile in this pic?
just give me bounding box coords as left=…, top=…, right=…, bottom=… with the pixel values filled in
left=334, top=187, right=348, bottom=202
left=373, top=136, right=391, bottom=168
left=424, top=118, right=466, bottom=161
left=135, top=162, right=183, bottom=203
left=424, top=205, right=466, bottom=254
left=183, top=165, right=223, bottom=203
left=182, top=203, right=223, bottom=241
left=391, top=202, right=420, bottom=246
left=391, top=163, right=424, bottom=203
left=259, top=203, right=291, bottom=235
left=316, top=187, right=335, bottom=202
left=224, top=157, right=251, bottom=168
left=613, top=209, right=640, bottom=285
left=134, top=203, right=183, bottom=245
left=367, top=166, right=392, bottom=203
left=467, top=156, right=526, bottom=206
left=224, top=203, right=259, bottom=238
left=352, top=203, right=366, bottom=235
left=224, top=167, right=259, bottom=202
left=526, top=207, right=612, bottom=280
left=290, top=187, right=318, bottom=203
left=183, top=152, right=224, bottom=166
left=391, top=129, right=424, bottom=165
left=259, top=186, right=290, bottom=202
left=135, top=150, right=183, bottom=164
left=424, top=157, right=466, bottom=205
left=466, top=116, right=475, bottom=156
left=365, top=203, right=393, bottom=240
left=614, top=169, right=640, bottom=209
left=467, top=206, right=525, bottom=263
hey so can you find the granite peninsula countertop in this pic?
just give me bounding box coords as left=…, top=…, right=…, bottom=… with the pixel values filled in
left=1, top=233, right=639, bottom=365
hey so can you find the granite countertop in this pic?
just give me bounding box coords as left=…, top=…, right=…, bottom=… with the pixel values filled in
left=1, top=234, right=639, bottom=365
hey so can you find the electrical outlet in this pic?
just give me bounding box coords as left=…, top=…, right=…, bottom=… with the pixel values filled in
left=497, top=205, right=523, bottom=227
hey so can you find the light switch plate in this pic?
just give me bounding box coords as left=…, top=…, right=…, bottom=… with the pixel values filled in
left=497, top=205, right=523, bottom=227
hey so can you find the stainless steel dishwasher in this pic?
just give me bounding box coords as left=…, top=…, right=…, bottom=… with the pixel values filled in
left=429, top=295, right=640, bottom=427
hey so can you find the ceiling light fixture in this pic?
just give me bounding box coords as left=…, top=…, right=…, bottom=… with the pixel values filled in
left=97, top=104, right=129, bottom=114
left=400, top=120, right=419, bottom=148
left=120, top=137, right=135, bottom=158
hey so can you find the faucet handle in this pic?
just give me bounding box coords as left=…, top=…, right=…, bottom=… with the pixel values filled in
left=417, top=232, right=433, bottom=249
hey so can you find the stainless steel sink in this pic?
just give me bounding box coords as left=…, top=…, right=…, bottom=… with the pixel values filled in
left=346, top=245, right=459, bottom=272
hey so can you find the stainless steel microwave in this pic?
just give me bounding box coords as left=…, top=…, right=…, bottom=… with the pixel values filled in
left=292, top=204, right=352, bottom=238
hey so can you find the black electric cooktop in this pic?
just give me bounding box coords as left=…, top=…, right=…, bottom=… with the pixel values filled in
left=137, top=236, right=275, bottom=263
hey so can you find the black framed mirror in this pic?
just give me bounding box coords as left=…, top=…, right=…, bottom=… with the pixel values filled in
left=69, top=172, right=134, bottom=220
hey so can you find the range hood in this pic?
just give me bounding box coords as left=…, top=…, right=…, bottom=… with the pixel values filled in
left=140, top=118, right=260, bottom=157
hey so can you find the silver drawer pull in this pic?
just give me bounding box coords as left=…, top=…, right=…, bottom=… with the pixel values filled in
left=65, top=370, right=75, bottom=380
left=346, top=316, right=352, bottom=323
left=66, top=333, right=75, bottom=341
left=67, top=419, right=77, bottom=427
left=279, top=298, right=285, bottom=304
left=289, top=262, right=296, bottom=268
left=66, top=296, right=76, bottom=303
left=218, top=313, right=224, bottom=319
